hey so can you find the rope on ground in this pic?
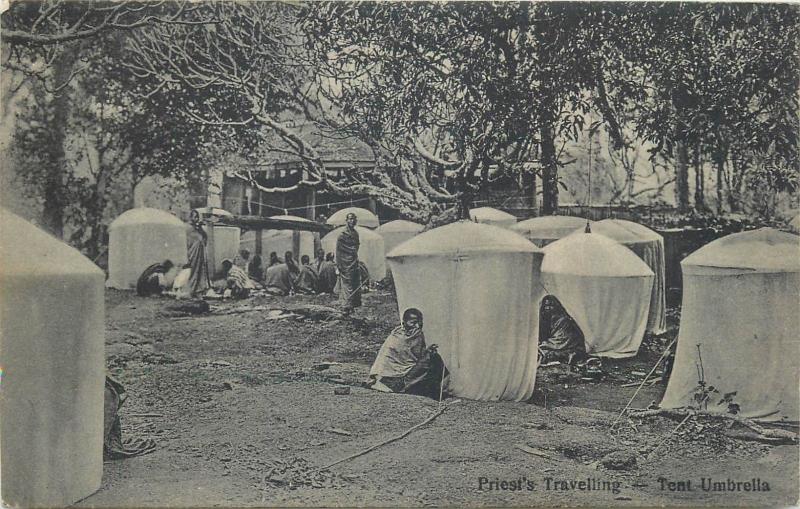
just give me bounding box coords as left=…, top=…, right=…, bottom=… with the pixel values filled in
left=316, top=399, right=461, bottom=473
left=611, top=336, right=677, bottom=429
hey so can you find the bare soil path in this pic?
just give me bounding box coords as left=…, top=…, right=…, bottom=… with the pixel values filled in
left=77, top=290, right=798, bottom=507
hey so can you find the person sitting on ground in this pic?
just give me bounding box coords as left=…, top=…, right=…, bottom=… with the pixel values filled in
left=171, top=263, right=193, bottom=299
left=263, top=255, right=294, bottom=296
left=315, top=249, right=337, bottom=294
left=248, top=253, right=264, bottom=282
left=221, top=258, right=254, bottom=299
left=136, top=259, right=174, bottom=297
left=234, top=248, right=250, bottom=270
left=538, top=295, right=586, bottom=365
left=294, top=255, right=319, bottom=295
left=285, top=250, right=300, bottom=277
left=268, top=251, right=282, bottom=268
left=365, top=308, right=447, bottom=399
left=325, top=252, right=334, bottom=263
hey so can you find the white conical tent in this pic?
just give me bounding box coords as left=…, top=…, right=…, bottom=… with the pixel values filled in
left=661, top=228, right=800, bottom=422
left=387, top=221, right=544, bottom=401
left=789, top=214, right=800, bottom=234
left=511, top=215, right=589, bottom=247
left=327, top=207, right=380, bottom=229
left=468, top=207, right=518, bottom=228
left=590, top=219, right=667, bottom=335
left=541, top=233, right=654, bottom=358
left=322, top=225, right=386, bottom=280
left=240, top=215, right=316, bottom=264
left=376, top=220, right=425, bottom=257
left=107, top=207, right=188, bottom=289
left=0, top=209, right=104, bottom=507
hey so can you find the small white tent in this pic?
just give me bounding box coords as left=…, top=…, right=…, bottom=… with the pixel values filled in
left=511, top=215, right=589, bottom=247
left=240, top=215, right=316, bottom=264
left=661, top=228, right=800, bottom=422
left=327, top=207, right=380, bottom=229
left=322, top=225, right=386, bottom=280
left=387, top=221, right=544, bottom=401
left=788, top=214, right=800, bottom=234
left=376, top=219, right=425, bottom=257
left=107, top=207, right=187, bottom=289
left=468, top=207, right=518, bottom=228
left=541, top=233, right=654, bottom=358
left=590, top=219, right=667, bottom=335
left=0, top=209, right=104, bottom=507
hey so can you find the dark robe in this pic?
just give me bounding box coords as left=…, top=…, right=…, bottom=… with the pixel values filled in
left=136, top=263, right=169, bottom=296
left=539, top=298, right=585, bottom=363
left=187, top=225, right=211, bottom=297
left=316, top=260, right=337, bottom=294
left=295, top=264, right=319, bottom=294
left=248, top=255, right=264, bottom=282
left=336, top=227, right=361, bottom=309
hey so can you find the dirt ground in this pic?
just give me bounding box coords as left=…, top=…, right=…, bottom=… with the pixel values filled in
left=78, top=289, right=799, bottom=507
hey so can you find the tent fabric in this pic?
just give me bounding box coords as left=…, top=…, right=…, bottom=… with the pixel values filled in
left=376, top=220, right=425, bottom=256
left=107, top=207, right=188, bottom=289
left=592, top=219, right=667, bottom=335
left=322, top=225, right=386, bottom=280
left=387, top=221, right=544, bottom=401
left=511, top=215, right=590, bottom=247
left=789, top=214, right=800, bottom=234
left=0, top=209, right=104, bottom=507
left=661, top=229, right=800, bottom=421
left=468, top=207, right=518, bottom=228
left=681, top=227, right=800, bottom=274
left=541, top=233, right=654, bottom=358
left=326, top=207, right=380, bottom=229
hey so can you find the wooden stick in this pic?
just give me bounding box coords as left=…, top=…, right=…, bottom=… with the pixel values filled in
left=611, top=337, right=677, bottom=429
left=630, top=408, right=798, bottom=443
left=316, top=399, right=461, bottom=472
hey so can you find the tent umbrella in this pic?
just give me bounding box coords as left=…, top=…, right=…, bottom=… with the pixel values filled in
left=660, top=228, right=800, bottom=422
left=387, top=221, right=544, bottom=401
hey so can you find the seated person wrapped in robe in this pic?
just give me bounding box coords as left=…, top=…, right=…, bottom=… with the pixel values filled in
left=539, top=295, right=586, bottom=364
left=294, top=255, right=319, bottom=294
left=136, top=260, right=174, bottom=296
left=365, top=308, right=447, bottom=399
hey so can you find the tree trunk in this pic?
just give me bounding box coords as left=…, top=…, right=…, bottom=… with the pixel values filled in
left=715, top=152, right=726, bottom=214
left=41, top=50, right=77, bottom=238
left=540, top=116, right=558, bottom=215
left=693, top=143, right=705, bottom=211
left=674, top=140, right=690, bottom=213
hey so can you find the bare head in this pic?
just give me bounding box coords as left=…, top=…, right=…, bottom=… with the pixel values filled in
left=402, top=308, right=423, bottom=333
left=346, top=212, right=358, bottom=229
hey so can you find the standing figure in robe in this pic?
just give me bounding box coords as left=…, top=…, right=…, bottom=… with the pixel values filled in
left=336, top=212, right=361, bottom=312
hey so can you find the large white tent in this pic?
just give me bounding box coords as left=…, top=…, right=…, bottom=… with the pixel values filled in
left=590, top=219, right=667, bottom=335
left=322, top=225, right=386, bottom=280
left=468, top=207, right=518, bottom=229
left=0, top=209, right=104, bottom=507
left=327, top=207, right=380, bottom=229
left=240, top=215, right=316, bottom=264
left=541, top=232, right=654, bottom=358
left=376, top=219, right=425, bottom=257
left=661, top=228, right=800, bottom=422
left=511, top=215, right=589, bottom=247
left=387, top=221, right=544, bottom=401
left=107, top=207, right=187, bottom=289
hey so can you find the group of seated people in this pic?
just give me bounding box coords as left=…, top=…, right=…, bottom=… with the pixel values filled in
left=137, top=248, right=349, bottom=300
left=242, top=248, right=339, bottom=297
